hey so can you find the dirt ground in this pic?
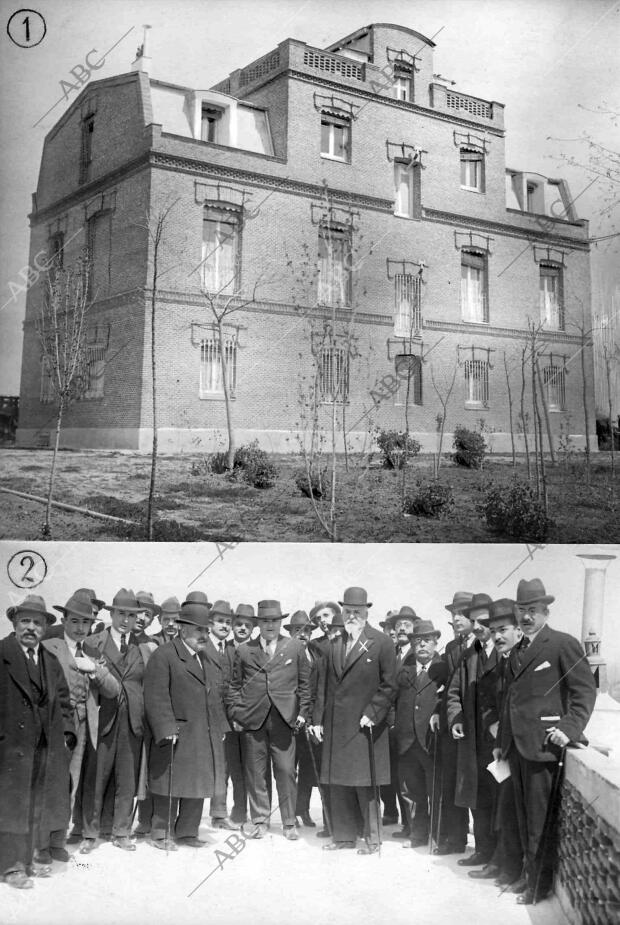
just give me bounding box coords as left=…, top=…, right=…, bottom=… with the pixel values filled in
left=0, top=447, right=618, bottom=542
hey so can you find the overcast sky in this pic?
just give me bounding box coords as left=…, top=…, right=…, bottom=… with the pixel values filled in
left=2, top=540, right=620, bottom=692
left=0, top=0, right=618, bottom=393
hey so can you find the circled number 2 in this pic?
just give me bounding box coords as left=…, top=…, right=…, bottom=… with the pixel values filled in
left=7, top=550, right=47, bottom=588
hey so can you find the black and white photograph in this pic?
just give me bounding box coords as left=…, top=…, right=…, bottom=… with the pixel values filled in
left=0, top=1, right=619, bottom=923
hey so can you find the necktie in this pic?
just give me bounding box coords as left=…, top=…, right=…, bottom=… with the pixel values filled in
left=218, top=641, right=225, bottom=656
left=120, top=633, right=127, bottom=656
left=514, top=635, right=530, bottom=670
left=75, top=642, right=83, bottom=657
left=26, top=647, right=41, bottom=692
left=345, top=634, right=356, bottom=656
left=27, top=646, right=36, bottom=665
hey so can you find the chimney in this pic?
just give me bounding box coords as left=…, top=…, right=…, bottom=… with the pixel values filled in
left=131, top=24, right=152, bottom=73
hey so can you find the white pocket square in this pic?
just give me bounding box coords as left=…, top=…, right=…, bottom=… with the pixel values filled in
left=366, top=658, right=372, bottom=663
left=285, top=659, right=292, bottom=665
left=534, top=661, right=551, bottom=671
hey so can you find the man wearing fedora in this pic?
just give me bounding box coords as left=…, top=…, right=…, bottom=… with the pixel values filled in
left=202, top=600, right=238, bottom=831
left=226, top=600, right=312, bottom=840
left=0, top=595, right=76, bottom=889
left=79, top=589, right=148, bottom=853
left=427, top=591, right=473, bottom=856
left=311, top=587, right=397, bottom=855
left=36, top=593, right=121, bottom=863
left=447, top=593, right=499, bottom=868
left=394, top=619, right=443, bottom=847
left=43, top=588, right=106, bottom=640
left=134, top=592, right=161, bottom=646
left=144, top=600, right=228, bottom=849
left=152, top=597, right=182, bottom=644
left=285, top=610, right=320, bottom=827
left=497, top=578, right=596, bottom=905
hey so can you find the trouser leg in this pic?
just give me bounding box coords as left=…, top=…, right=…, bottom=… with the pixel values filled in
left=151, top=795, right=179, bottom=841
left=266, top=708, right=297, bottom=826
left=226, top=731, right=247, bottom=824
left=330, top=785, right=360, bottom=844
left=356, top=785, right=380, bottom=845
left=110, top=713, right=141, bottom=838
left=174, top=799, right=204, bottom=840
left=243, top=725, right=271, bottom=825
left=295, top=732, right=314, bottom=816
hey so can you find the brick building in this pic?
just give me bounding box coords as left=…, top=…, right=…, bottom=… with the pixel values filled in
left=17, top=22, right=595, bottom=453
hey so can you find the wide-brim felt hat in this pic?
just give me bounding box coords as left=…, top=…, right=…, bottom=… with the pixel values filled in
left=309, top=601, right=341, bottom=624
left=445, top=591, right=474, bottom=614
left=210, top=600, right=233, bottom=619
left=136, top=591, right=162, bottom=617
left=103, top=588, right=139, bottom=612
left=339, top=587, right=372, bottom=608
left=380, top=610, right=398, bottom=629
left=234, top=603, right=255, bottom=621
left=74, top=587, right=106, bottom=610
left=54, top=593, right=97, bottom=622
left=7, top=594, right=56, bottom=625
left=160, top=596, right=181, bottom=615
left=462, top=593, right=494, bottom=618
left=515, top=579, right=555, bottom=606
left=284, top=610, right=311, bottom=631
left=412, top=619, right=441, bottom=639
left=176, top=602, right=211, bottom=629
left=183, top=591, right=211, bottom=609
left=256, top=600, right=287, bottom=620
left=394, top=606, right=420, bottom=623
left=478, top=598, right=518, bottom=626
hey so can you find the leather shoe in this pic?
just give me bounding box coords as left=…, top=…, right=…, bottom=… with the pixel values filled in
left=4, top=871, right=34, bottom=889
left=381, top=815, right=398, bottom=825
left=79, top=839, right=96, bottom=854
left=66, top=830, right=82, bottom=844
left=242, top=822, right=267, bottom=839
left=283, top=826, right=299, bottom=841
left=516, top=889, right=535, bottom=905
left=357, top=842, right=380, bottom=855
left=49, top=847, right=70, bottom=863
left=408, top=835, right=428, bottom=848
left=175, top=836, right=206, bottom=848
left=508, top=876, right=529, bottom=894
left=468, top=863, right=502, bottom=880
left=391, top=828, right=411, bottom=839
left=300, top=813, right=316, bottom=827
left=148, top=837, right=177, bottom=851
left=433, top=843, right=462, bottom=856
left=457, top=851, right=490, bottom=866
left=28, top=864, right=52, bottom=878
left=323, top=841, right=356, bottom=850
left=316, top=828, right=331, bottom=838
left=112, top=836, right=136, bottom=851
left=211, top=817, right=240, bottom=831
left=133, top=824, right=151, bottom=837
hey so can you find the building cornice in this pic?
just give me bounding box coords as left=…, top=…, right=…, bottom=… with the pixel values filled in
left=423, top=318, right=583, bottom=343
left=423, top=207, right=590, bottom=250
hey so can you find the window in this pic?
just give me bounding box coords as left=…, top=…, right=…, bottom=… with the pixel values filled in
left=320, top=116, right=351, bottom=162
left=543, top=364, right=566, bottom=411
left=47, top=232, right=64, bottom=286
left=464, top=359, right=489, bottom=406
left=40, top=357, right=55, bottom=404
left=461, top=251, right=488, bottom=323
left=85, top=213, right=111, bottom=301
left=527, top=182, right=537, bottom=212
left=393, top=71, right=411, bottom=101
left=202, top=209, right=240, bottom=294
left=394, top=162, right=414, bottom=217
left=80, top=115, right=94, bottom=183
left=394, top=355, right=422, bottom=405
left=79, top=346, right=105, bottom=400
left=201, top=106, right=222, bottom=143
left=199, top=336, right=237, bottom=398
left=394, top=273, right=421, bottom=336
left=319, top=346, right=349, bottom=402
left=539, top=264, right=564, bottom=330
left=460, top=149, right=484, bottom=192
left=318, top=226, right=351, bottom=306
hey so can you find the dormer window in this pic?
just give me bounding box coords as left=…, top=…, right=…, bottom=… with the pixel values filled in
left=527, top=182, right=537, bottom=212
left=392, top=64, right=412, bottom=101
left=201, top=106, right=223, bottom=143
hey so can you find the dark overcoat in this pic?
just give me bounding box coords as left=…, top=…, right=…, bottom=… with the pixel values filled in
left=0, top=634, right=75, bottom=835
left=144, top=638, right=227, bottom=799
left=226, top=636, right=312, bottom=730
left=394, top=651, right=442, bottom=756
left=85, top=629, right=147, bottom=738
left=446, top=639, right=498, bottom=809
left=316, top=624, right=397, bottom=787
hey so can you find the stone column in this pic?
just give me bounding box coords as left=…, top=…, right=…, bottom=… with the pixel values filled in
left=577, top=553, right=616, bottom=691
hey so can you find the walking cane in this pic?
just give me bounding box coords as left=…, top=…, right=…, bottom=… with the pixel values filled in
left=166, top=738, right=176, bottom=856
left=304, top=725, right=333, bottom=837
left=365, top=725, right=382, bottom=857
left=532, top=745, right=567, bottom=903
left=428, top=727, right=439, bottom=853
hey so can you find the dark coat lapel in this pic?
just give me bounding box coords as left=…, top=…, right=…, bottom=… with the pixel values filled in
left=173, top=637, right=206, bottom=686
left=512, top=625, right=550, bottom=680
left=5, top=634, right=34, bottom=704
left=342, top=628, right=374, bottom=675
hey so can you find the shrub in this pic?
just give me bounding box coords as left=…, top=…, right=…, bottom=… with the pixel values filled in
left=404, top=480, right=455, bottom=518
left=375, top=429, right=421, bottom=469
left=479, top=480, right=552, bottom=541
left=206, top=441, right=277, bottom=487
left=295, top=468, right=326, bottom=499
left=208, top=451, right=230, bottom=474
left=244, top=457, right=278, bottom=489
left=453, top=426, right=487, bottom=469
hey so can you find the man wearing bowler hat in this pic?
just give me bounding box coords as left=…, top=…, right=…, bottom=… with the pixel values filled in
left=497, top=578, right=596, bottom=905
left=226, top=600, right=311, bottom=840
left=311, top=587, right=397, bottom=854
left=0, top=595, right=75, bottom=889
left=394, top=619, right=443, bottom=847
left=428, top=590, right=474, bottom=855
left=79, top=589, right=148, bottom=853
left=37, top=593, right=121, bottom=862
left=143, top=600, right=227, bottom=849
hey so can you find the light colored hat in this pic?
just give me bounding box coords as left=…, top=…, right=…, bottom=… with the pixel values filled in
left=7, top=594, right=56, bottom=625
left=103, top=589, right=139, bottom=612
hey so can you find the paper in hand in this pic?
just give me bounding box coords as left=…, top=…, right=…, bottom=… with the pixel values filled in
left=486, top=758, right=511, bottom=783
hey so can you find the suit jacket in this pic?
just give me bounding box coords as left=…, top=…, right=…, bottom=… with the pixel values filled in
left=0, top=634, right=75, bottom=835
left=226, top=635, right=311, bottom=731
left=314, top=624, right=397, bottom=787
left=394, top=651, right=442, bottom=756
left=144, top=638, right=227, bottom=798
left=499, top=625, right=596, bottom=763
left=85, top=629, right=147, bottom=738
left=41, top=636, right=121, bottom=749
left=202, top=637, right=235, bottom=734
left=429, top=634, right=473, bottom=732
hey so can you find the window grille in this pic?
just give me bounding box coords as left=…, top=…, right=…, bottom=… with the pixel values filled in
left=464, top=358, right=489, bottom=405
left=319, top=346, right=349, bottom=402
left=543, top=364, right=566, bottom=411
left=200, top=337, right=237, bottom=397
left=394, top=355, right=422, bottom=405
left=40, top=357, right=55, bottom=404
left=394, top=274, right=421, bottom=336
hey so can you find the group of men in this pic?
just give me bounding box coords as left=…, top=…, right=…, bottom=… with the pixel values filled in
left=1, top=578, right=596, bottom=907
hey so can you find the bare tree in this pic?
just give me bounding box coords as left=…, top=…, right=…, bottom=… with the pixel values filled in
left=602, top=342, right=619, bottom=477
left=503, top=351, right=516, bottom=468
left=430, top=357, right=458, bottom=480
left=36, top=254, right=92, bottom=537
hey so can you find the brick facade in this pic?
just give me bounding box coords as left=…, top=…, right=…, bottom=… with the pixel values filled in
left=17, top=23, right=595, bottom=453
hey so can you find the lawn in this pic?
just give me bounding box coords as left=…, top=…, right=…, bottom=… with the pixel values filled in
left=0, top=448, right=617, bottom=543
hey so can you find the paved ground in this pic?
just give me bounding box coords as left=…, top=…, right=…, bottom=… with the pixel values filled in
left=3, top=796, right=567, bottom=925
